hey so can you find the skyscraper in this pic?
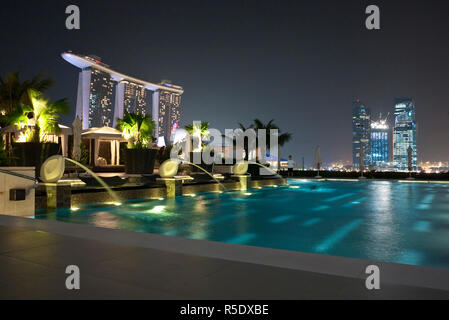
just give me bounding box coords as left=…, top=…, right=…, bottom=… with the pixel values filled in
left=63, top=52, right=184, bottom=145
left=393, top=98, right=417, bottom=171
left=153, top=81, right=183, bottom=147
left=370, top=119, right=389, bottom=166
left=352, top=100, right=371, bottom=170
left=88, top=68, right=115, bottom=127
left=123, top=81, right=151, bottom=116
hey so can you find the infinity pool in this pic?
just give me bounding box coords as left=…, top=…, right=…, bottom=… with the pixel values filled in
left=35, top=179, right=449, bottom=269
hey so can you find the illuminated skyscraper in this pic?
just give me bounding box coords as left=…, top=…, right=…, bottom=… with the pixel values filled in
left=153, top=81, right=183, bottom=147
left=88, top=68, right=115, bottom=127
left=123, top=82, right=151, bottom=116
left=352, top=100, right=371, bottom=169
left=370, top=119, right=389, bottom=166
left=393, top=98, right=417, bottom=171
left=63, top=52, right=184, bottom=142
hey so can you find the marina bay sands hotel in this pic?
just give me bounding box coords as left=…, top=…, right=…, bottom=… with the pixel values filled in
left=62, top=52, right=184, bottom=146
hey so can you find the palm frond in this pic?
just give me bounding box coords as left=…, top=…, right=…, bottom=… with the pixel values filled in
left=117, top=111, right=155, bottom=148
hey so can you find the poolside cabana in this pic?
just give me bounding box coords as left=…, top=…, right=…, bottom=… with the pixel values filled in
left=0, top=124, right=72, bottom=156
left=81, top=126, right=126, bottom=167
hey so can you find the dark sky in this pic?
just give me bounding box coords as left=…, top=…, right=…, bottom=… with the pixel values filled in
left=1, top=0, right=448, bottom=165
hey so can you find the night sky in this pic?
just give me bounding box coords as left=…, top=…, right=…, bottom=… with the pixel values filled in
left=1, top=0, right=448, bottom=165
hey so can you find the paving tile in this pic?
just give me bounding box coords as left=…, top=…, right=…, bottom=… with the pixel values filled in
left=2, top=237, right=140, bottom=269
left=0, top=225, right=29, bottom=234
left=176, top=262, right=358, bottom=299
left=80, top=247, right=234, bottom=294
left=0, top=230, right=65, bottom=254
left=0, top=272, right=177, bottom=300
left=0, top=255, right=57, bottom=285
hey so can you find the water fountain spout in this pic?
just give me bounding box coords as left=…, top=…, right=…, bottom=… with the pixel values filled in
left=247, top=161, right=283, bottom=179
left=181, top=160, right=227, bottom=190
left=40, top=155, right=121, bottom=204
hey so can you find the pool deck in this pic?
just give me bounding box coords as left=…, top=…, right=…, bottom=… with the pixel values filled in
left=1, top=215, right=449, bottom=300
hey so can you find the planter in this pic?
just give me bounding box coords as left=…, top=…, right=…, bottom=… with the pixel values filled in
left=12, top=142, right=60, bottom=178
left=124, top=148, right=157, bottom=174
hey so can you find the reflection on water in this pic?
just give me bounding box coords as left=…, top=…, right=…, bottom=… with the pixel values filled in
left=36, top=180, right=449, bottom=269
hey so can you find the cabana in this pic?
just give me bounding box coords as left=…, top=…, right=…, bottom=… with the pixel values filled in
left=81, top=127, right=126, bottom=167
left=0, top=124, right=72, bottom=156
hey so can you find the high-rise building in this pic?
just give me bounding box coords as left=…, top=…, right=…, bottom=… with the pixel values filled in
left=63, top=52, right=184, bottom=146
left=370, top=119, right=389, bottom=166
left=352, top=100, right=371, bottom=169
left=393, top=98, right=417, bottom=171
left=153, top=81, right=182, bottom=147
left=123, top=81, right=151, bottom=116
left=88, top=68, right=115, bottom=128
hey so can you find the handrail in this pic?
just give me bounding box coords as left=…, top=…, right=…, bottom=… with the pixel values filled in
left=0, top=168, right=37, bottom=182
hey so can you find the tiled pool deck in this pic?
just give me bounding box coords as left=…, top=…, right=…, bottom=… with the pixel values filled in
left=0, top=215, right=449, bottom=300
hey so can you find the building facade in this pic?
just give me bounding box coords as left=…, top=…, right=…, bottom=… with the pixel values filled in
left=63, top=52, right=184, bottom=145
left=88, top=68, right=115, bottom=128
left=352, top=100, right=371, bottom=170
left=393, top=98, right=417, bottom=171
left=123, top=81, right=151, bottom=116
left=370, top=120, right=389, bottom=166
left=153, top=81, right=183, bottom=147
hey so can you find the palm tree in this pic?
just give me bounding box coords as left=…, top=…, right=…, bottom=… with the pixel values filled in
left=185, top=121, right=210, bottom=151
left=117, top=110, right=155, bottom=149
left=0, top=73, right=54, bottom=118
left=239, top=119, right=292, bottom=169
left=8, top=89, right=69, bottom=142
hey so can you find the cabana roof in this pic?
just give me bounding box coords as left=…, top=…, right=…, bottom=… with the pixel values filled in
left=81, top=126, right=126, bottom=141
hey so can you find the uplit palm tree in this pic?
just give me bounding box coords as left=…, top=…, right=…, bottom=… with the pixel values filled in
left=8, top=89, right=69, bottom=142
left=185, top=121, right=210, bottom=151
left=0, top=73, right=54, bottom=118
left=117, top=111, right=155, bottom=149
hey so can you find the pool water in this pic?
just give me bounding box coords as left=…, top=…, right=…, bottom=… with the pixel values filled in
left=35, top=179, right=449, bottom=269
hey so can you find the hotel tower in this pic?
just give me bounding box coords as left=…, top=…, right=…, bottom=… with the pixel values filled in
left=62, top=52, right=184, bottom=146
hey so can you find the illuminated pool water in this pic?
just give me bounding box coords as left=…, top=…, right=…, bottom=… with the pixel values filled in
left=35, top=179, right=449, bottom=269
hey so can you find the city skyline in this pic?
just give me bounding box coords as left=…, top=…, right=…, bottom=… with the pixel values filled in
left=352, top=97, right=418, bottom=171
left=1, top=1, right=448, bottom=164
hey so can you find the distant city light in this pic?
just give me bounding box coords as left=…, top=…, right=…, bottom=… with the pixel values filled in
left=371, top=120, right=389, bottom=130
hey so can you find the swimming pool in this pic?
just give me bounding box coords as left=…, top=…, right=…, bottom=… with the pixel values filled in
left=35, top=179, right=449, bottom=269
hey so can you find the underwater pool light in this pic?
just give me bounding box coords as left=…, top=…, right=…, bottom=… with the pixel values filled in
left=148, top=205, right=166, bottom=213
left=71, top=207, right=80, bottom=211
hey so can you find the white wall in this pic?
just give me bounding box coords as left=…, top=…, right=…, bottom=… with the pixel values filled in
left=0, top=167, right=35, bottom=217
